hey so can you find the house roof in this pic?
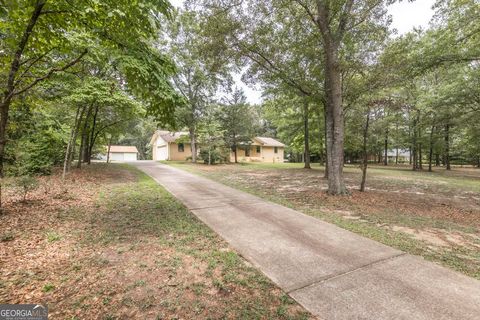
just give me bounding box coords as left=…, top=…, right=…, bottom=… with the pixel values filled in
left=160, top=131, right=189, bottom=142
left=253, top=137, right=285, bottom=147
left=150, top=130, right=189, bottom=144
left=108, top=145, right=138, bottom=153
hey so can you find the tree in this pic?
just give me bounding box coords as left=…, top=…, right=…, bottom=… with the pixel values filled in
left=194, top=0, right=393, bottom=193
left=218, top=89, right=256, bottom=163
left=290, top=0, right=392, bottom=194
left=0, top=0, right=181, bottom=206
left=197, top=106, right=225, bottom=165
left=165, top=10, right=228, bottom=162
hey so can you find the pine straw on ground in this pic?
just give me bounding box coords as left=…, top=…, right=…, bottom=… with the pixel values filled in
left=0, top=164, right=311, bottom=320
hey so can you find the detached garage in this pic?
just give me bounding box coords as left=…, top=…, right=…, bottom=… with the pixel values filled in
left=107, top=145, right=139, bottom=161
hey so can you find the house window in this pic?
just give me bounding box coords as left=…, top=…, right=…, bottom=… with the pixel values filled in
left=178, top=143, right=184, bottom=152
left=256, top=146, right=261, bottom=153
left=245, top=147, right=250, bottom=157
left=274, top=147, right=278, bottom=154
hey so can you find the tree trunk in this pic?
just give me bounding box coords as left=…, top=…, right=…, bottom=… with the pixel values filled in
left=303, top=99, right=311, bottom=169
left=360, top=108, right=370, bottom=192
left=77, top=104, right=93, bottom=168
left=323, top=104, right=328, bottom=178
left=63, top=105, right=83, bottom=179
left=106, top=137, right=113, bottom=163
left=87, top=104, right=100, bottom=165
left=315, top=105, right=324, bottom=166
left=395, top=147, right=399, bottom=165
left=435, top=153, right=440, bottom=166
left=189, top=128, right=197, bottom=163
left=444, top=123, right=451, bottom=170
left=68, top=105, right=86, bottom=171
left=428, top=125, right=435, bottom=172
left=419, top=142, right=423, bottom=170
left=412, top=125, right=417, bottom=171
left=324, top=46, right=347, bottom=194
left=63, top=132, right=74, bottom=180
left=384, top=128, right=388, bottom=166
left=233, top=144, right=238, bottom=163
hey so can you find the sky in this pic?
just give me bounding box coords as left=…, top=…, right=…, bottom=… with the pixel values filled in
left=169, top=0, right=437, bottom=104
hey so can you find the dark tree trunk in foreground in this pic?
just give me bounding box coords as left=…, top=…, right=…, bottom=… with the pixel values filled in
left=303, top=99, right=311, bottom=169
left=360, top=109, right=370, bottom=192
left=321, top=44, right=347, bottom=194
left=444, top=123, right=451, bottom=170
left=314, top=0, right=352, bottom=194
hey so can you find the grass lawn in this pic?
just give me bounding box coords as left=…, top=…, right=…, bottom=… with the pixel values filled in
left=165, top=161, right=480, bottom=280
left=0, top=163, right=311, bottom=319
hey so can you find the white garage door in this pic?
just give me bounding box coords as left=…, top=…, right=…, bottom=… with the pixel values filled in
left=110, top=152, right=124, bottom=161
left=156, top=146, right=168, bottom=160
left=124, top=153, right=137, bottom=161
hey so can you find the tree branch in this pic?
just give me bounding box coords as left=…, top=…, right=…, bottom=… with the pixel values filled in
left=4, top=0, right=46, bottom=101
left=12, top=49, right=88, bottom=98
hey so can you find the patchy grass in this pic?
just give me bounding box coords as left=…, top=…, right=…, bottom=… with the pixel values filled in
left=165, top=161, right=480, bottom=280
left=0, top=163, right=311, bottom=319
left=46, top=231, right=62, bottom=243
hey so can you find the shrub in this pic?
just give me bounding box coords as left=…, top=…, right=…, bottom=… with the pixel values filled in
left=199, top=148, right=226, bottom=165
left=14, top=175, right=39, bottom=202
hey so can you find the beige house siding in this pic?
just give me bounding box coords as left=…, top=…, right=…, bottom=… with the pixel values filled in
left=262, top=146, right=284, bottom=163
left=230, top=145, right=284, bottom=163
left=168, top=142, right=192, bottom=161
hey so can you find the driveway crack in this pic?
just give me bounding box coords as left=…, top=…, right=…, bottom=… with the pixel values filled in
left=288, top=252, right=407, bottom=294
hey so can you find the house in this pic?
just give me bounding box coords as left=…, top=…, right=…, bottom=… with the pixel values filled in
left=387, top=149, right=410, bottom=163
left=150, top=130, right=192, bottom=161
left=150, top=130, right=286, bottom=163
left=231, top=137, right=285, bottom=163
left=106, top=145, right=138, bottom=161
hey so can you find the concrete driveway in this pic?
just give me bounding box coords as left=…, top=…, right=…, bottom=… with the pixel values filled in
left=131, top=161, right=480, bottom=320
